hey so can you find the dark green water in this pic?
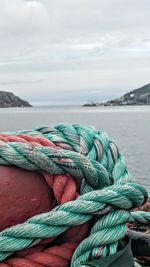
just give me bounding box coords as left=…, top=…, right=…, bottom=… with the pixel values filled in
left=0, top=105, right=150, bottom=192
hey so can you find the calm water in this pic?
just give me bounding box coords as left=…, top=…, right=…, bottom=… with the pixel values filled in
left=0, top=105, right=150, bottom=193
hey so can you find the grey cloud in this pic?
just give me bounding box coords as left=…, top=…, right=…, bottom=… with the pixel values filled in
left=0, top=0, right=149, bottom=103
left=0, top=79, right=43, bottom=85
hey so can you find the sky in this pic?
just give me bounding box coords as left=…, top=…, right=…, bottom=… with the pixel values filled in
left=0, top=0, right=150, bottom=105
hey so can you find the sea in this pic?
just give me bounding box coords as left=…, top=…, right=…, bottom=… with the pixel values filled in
left=0, top=105, right=150, bottom=193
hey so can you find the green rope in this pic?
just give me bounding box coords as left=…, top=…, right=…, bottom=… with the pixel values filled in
left=0, top=124, right=149, bottom=266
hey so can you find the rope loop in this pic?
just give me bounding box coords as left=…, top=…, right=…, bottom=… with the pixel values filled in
left=0, top=123, right=149, bottom=267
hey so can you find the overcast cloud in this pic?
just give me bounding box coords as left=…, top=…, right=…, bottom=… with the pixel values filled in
left=0, top=0, right=150, bottom=104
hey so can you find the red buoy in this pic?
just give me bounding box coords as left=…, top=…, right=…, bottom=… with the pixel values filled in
left=0, top=166, right=54, bottom=231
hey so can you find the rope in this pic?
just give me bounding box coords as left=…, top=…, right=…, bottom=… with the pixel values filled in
left=0, top=124, right=149, bottom=267
left=134, top=263, right=142, bottom=267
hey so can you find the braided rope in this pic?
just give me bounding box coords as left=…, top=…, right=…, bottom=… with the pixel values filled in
left=1, top=243, right=78, bottom=267
left=0, top=124, right=149, bottom=267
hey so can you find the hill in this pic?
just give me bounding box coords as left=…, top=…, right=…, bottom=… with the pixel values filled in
left=105, top=83, right=150, bottom=106
left=0, top=91, right=32, bottom=107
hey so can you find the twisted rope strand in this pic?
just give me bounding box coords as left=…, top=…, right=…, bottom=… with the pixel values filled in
left=0, top=183, right=148, bottom=262
left=0, top=141, right=111, bottom=188
left=71, top=209, right=150, bottom=266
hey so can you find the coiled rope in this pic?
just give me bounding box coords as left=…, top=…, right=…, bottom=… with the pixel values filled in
left=0, top=124, right=149, bottom=267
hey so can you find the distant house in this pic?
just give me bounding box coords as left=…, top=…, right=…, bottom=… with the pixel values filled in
left=138, top=93, right=150, bottom=104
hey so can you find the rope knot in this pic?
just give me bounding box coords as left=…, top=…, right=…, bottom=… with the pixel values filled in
left=0, top=123, right=149, bottom=267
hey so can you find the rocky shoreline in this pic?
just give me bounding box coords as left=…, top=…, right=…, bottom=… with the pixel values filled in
left=83, top=83, right=150, bottom=107
left=0, top=91, right=32, bottom=107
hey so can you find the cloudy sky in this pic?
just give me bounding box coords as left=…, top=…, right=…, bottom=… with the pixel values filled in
left=0, top=0, right=150, bottom=104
